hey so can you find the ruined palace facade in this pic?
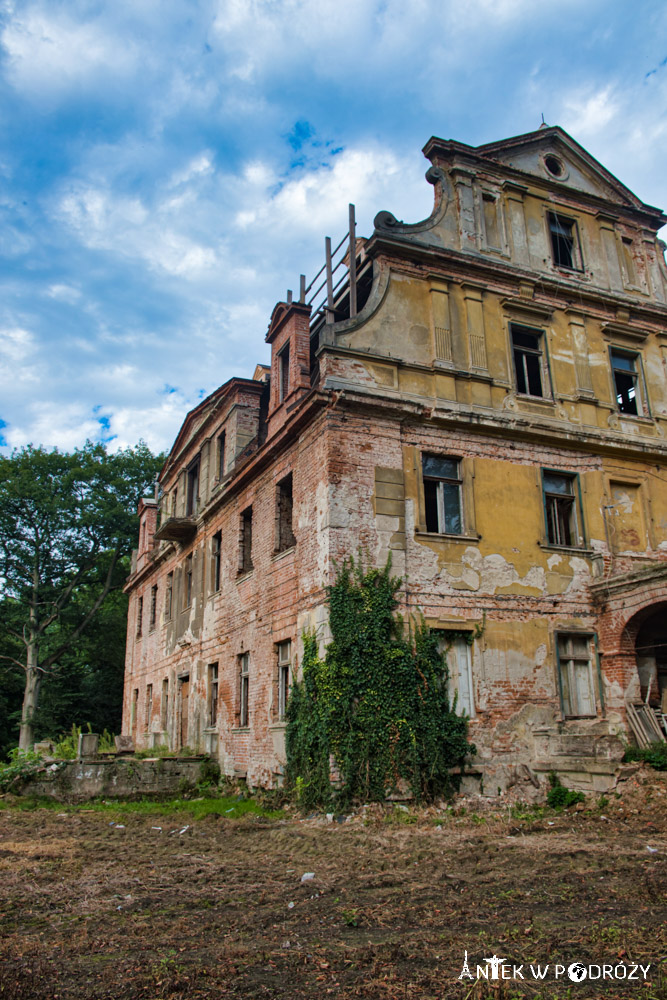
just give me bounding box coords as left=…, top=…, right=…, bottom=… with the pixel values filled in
left=122, top=127, right=667, bottom=794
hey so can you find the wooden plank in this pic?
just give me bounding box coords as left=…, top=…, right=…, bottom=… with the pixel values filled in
left=625, top=703, right=650, bottom=748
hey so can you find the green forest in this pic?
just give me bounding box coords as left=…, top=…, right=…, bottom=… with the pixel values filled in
left=0, top=441, right=164, bottom=759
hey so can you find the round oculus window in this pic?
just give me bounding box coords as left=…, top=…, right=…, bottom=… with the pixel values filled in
left=545, top=155, right=564, bottom=177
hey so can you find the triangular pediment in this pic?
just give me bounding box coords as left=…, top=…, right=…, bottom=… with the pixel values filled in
left=476, top=127, right=652, bottom=213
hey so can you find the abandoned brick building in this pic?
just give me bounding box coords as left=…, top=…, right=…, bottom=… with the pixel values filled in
left=122, top=126, right=667, bottom=794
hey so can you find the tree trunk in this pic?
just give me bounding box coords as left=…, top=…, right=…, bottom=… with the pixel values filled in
left=19, top=641, right=40, bottom=751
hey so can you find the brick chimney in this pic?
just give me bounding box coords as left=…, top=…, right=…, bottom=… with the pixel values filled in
left=265, top=300, right=312, bottom=438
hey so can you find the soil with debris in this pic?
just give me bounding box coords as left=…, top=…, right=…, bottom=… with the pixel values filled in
left=1, top=769, right=665, bottom=1000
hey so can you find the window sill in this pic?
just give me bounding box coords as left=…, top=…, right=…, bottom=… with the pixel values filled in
left=231, top=726, right=250, bottom=734
left=269, top=721, right=287, bottom=730
left=272, top=545, right=296, bottom=561
left=236, top=569, right=254, bottom=582
left=539, top=542, right=593, bottom=556
left=415, top=531, right=480, bottom=543
left=515, top=393, right=555, bottom=406
left=616, top=411, right=653, bottom=424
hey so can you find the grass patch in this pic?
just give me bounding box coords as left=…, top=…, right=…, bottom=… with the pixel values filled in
left=623, top=741, right=667, bottom=771
left=0, top=794, right=283, bottom=821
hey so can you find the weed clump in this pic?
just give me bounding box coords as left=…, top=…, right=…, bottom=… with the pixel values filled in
left=623, top=741, right=667, bottom=771
left=546, top=772, right=585, bottom=810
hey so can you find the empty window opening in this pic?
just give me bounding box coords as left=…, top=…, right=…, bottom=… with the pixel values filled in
left=548, top=211, right=581, bottom=270
left=172, top=487, right=178, bottom=516
left=276, top=473, right=296, bottom=552
left=611, top=349, right=642, bottom=416
left=208, top=663, right=219, bottom=727
left=165, top=571, right=173, bottom=621
left=149, top=584, right=158, bottom=630
left=277, top=640, right=292, bottom=721
left=279, top=343, right=290, bottom=401
left=186, top=458, right=200, bottom=516
left=217, top=431, right=226, bottom=480
left=543, top=473, right=579, bottom=547
left=136, top=596, right=143, bottom=639
left=212, top=531, right=222, bottom=592
left=239, top=653, right=250, bottom=727
left=240, top=507, right=253, bottom=574
left=422, top=455, right=463, bottom=535
left=511, top=324, right=545, bottom=397
left=145, top=684, right=153, bottom=731
left=545, top=155, right=564, bottom=178
left=184, top=554, right=193, bottom=608
left=161, top=678, right=169, bottom=730
left=557, top=633, right=598, bottom=718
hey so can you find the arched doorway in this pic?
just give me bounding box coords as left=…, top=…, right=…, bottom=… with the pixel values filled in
left=635, top=606, right=667, bottom=712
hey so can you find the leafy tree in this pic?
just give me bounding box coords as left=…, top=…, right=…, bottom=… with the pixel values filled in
left=285, top=557, right=474, bottom=809
left=0, top=442, right=163, bottom=751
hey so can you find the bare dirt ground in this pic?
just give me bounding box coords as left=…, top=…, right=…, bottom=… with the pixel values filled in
left=0, top=769, right=665, bottom=1000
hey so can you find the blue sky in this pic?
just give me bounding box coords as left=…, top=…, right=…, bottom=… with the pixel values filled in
left=1, top=0, right=666, bottom=454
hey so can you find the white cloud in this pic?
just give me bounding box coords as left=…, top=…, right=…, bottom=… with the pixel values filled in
left=57, top=184, right=219, bottom=279
left=0, top=327, right=36, bottom=364
left=46, top=284, right=82, bottom=304
left=1, top=7, right=141, bottom=97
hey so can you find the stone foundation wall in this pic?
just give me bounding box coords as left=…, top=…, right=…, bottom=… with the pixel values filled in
left=18, top=758, right=206, bottom=802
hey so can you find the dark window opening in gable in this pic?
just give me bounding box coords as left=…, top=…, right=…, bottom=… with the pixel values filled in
left=511, top=325, right=545, bottom=397
left=279, top=343, right=290, bottom=401
left=548, top=212, right=578, bottom=269
left=545, top=155, right=564, bottom=178
left=611, top=350, right=641, bottom=416
left=276, top=473, right=296, bottom=552
left=240, top=506, right=253, bottom=573
left=186, top=458, right=200, bottom=516
left=136, top=596, right=143, bottom=639
left=422, top=454, right=463, bottom=535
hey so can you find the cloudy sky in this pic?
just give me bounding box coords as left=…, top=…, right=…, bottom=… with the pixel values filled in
left=1, top=0, right=666, bottom=455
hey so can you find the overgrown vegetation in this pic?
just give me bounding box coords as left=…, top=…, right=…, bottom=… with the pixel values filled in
left=623, top=740, right=667, bottom=771
left=0, top=748, right=48, bottom=792
left=546, top=771, right=586, bottom=809
left=285, top=557, right=473, bottom=810
left=51, top=723, right=116, bottom=759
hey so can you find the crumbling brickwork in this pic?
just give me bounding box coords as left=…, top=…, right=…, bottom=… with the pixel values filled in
left=123, top=127, right=667, bottom=794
